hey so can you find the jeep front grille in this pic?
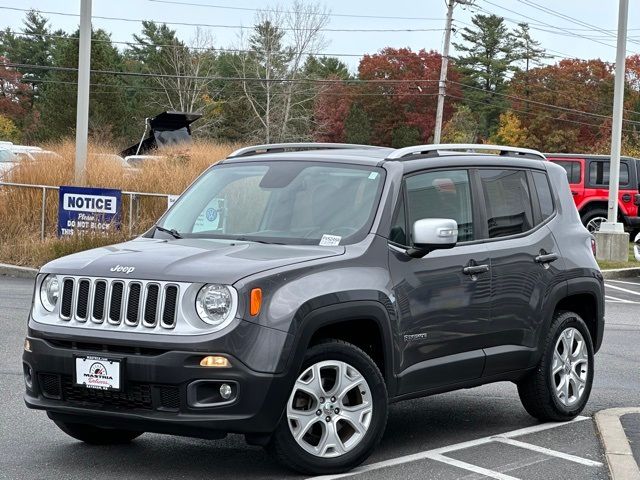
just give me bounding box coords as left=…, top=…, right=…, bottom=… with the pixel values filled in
left=59, top=277, right=180, bottom=330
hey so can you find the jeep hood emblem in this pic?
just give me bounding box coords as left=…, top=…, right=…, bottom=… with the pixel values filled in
left=110, top=265, right=135, bottom=274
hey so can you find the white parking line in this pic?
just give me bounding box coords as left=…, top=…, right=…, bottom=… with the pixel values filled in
left=605, top=284, right=640, bottom=296
left=606, top=279, right=640, bottom=287
left=493, top=437, right=603, bottom=467
left=605, top=295, right=639, bottom=304
left=307, top=416, right=594, bottom=480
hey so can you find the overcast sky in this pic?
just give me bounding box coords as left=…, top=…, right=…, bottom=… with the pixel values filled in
left=1, top=0, right=639, bottom=72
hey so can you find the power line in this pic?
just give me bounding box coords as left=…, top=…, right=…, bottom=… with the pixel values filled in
left=147, top=0, right=445, bottom=22
left=449, top=80, right=640, bottom=125
left=1, top=62, right=441, bottom=85
left=0, top=6, right=446, bottom=33
left=0, top=29, right=453, bottom=60
left=446, top=93, right=638, bottom=134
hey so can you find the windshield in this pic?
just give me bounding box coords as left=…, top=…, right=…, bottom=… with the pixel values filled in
left=158, top=161, right=385, bottom=245
left=0, top=150, right=16, bottom=163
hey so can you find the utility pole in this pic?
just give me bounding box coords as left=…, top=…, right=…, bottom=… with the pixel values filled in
left=74, top=0, right=92, bottom=184
left=433, top=0, right=472, bottom=144
left=433, top=0, right=455, bottom=144
left=595, top=0, right=629, bottom=261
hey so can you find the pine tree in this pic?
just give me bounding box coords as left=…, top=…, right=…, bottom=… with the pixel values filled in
left=453, top=14, right=515, bottom=137
left=344, top=104, right=372, bottom=145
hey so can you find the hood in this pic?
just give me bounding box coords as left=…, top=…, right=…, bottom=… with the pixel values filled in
left=41, top=237, right=345, bottom=284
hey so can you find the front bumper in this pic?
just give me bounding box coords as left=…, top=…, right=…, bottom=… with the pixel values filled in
left=23, top=336, right=292, bottom=438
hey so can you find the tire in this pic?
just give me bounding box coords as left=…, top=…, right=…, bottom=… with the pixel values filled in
left=518, top=311, right=594, bottom=422
left=53, top=420, right=143, bottom=444
left=268, top=339, right=388, bottom=475
left=581, top=208, right=608, bottom=233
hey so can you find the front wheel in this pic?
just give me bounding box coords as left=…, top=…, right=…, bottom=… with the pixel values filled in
left=268, top=340, right=388, bottom=475
left=53, top=420, right=143, bottom=444
left=518, top=311, right=594, bottom=422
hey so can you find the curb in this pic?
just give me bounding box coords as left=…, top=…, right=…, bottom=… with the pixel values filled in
left=0, top=263, right=38, bottom=279
left=595, top=408, right=640, bottom=480
left=601, top=267, right=640, bottom=280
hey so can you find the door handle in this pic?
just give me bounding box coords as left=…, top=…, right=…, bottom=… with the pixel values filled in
left=535, top=252, right=558, bottom=264
left=463, top=264, right=490, bottom=275
left=571, top=190, right=578, bottom=196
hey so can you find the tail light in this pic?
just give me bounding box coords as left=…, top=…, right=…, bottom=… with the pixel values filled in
left=591, top=238, right=597, bottom=257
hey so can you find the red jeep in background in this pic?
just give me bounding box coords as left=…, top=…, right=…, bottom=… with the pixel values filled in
left=546, top=153, right=640, bottom=233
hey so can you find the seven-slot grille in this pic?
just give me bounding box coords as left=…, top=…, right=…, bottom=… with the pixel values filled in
left=60, top=277, right=179, bottom=330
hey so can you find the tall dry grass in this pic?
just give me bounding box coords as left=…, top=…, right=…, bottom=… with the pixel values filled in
left=0, top=139, right=240, bottom=267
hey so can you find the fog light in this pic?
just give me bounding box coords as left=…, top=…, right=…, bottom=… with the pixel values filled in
left=200, top=355, right=231, bottom=368
left=24, top=338, right=32, bottom=352
left=220, top=383, right=232, bottom=400
left=23, top=363, right=32, bottom=389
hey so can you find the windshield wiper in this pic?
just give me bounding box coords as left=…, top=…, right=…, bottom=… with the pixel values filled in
left=233, top=236, right=283, bottom=245
left=155, top=225, right=183, bottom=239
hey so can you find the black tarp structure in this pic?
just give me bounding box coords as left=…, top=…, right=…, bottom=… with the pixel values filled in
left=120, top=111, right=202, bottom=157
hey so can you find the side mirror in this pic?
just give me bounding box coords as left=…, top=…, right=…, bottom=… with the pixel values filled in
left=634, top=232, right=640, bottom=262
left=407, top=218, right=458, bottom=258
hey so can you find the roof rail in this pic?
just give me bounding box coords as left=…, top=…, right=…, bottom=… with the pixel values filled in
left=386, top=143, right=546, bottom=160
left=228, top=142, right=383, bottom=158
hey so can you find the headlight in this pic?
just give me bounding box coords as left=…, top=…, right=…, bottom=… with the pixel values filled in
left=40, top=275, right=60, bottom=312
left=195, top=284, right=236, bottom=328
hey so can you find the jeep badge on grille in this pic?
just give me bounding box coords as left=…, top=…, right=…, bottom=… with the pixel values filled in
left=110, top=265, right=135, bottom=274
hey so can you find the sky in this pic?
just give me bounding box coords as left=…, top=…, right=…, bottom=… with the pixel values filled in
left=1, top=0, right=639, bottom=73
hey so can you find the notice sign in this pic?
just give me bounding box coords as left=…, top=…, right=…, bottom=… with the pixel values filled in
left=58, top=186, right=122, bottom=237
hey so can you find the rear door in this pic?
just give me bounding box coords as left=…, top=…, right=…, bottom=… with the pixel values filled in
left=476, top=168, right=565, bottom=376
left=586, top=158, right=636, bottom=219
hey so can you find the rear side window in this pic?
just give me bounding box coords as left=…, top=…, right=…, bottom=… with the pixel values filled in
left=405, top=170, right=475, bottom=242
left=554, top=160, right=581, bottom=184
left=588, top=161, right=629, bottom=186
left=532, top=171, right=555, bottom=220
left=479, top=169, right=534, bottom=238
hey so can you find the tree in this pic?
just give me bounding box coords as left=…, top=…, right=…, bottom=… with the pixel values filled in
left=391, top=125, right=420, bottom=148
left=511, top=23, right=550, bottom=74
left=0, top=59, right=37, bottom=140
left=36, top=29, right=133, bottom=143
left=304, top=56, right=350, bottom=79
left=0, top=115, right=20, bottom=142
left=508, top=59, right=615, bottom=151
left=356, top=48, right=461, bottom=145
left=453, top=14, right=516, bottom=137
left=312, top=80, right=353, bottom=142
left=441, top=104, right=479, bottom=143
left=490, top=111, right=529, bottom=146
left=235, top=1, right=329, bottom=142
left=344, top=104, right=371, bottom=144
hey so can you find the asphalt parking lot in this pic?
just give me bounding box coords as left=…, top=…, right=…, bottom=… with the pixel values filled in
left=1, top=275, right=638, bottom=480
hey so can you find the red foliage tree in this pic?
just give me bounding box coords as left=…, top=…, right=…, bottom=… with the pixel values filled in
left=508, top=59, right=616, bottom=151
left=0, top=56, right=31, bottom=121
left=312, top=48, right=461, bottom=145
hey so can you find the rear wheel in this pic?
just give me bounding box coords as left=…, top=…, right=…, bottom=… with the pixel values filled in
left=268, top=340, right=388, bottom=475
left=581, top=208, right=608, bottom=233
left=53, top=420, right=143, bottom=444
left=518, top=311, right=594, bottom=422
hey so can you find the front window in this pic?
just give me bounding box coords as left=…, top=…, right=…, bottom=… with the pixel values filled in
left=158, top=161, right=385, bottom=245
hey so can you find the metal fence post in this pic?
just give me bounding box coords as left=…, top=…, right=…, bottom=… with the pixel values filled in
left=129, top=193, right=134, bottom=235
left=41, top=187, right=47, bottom=240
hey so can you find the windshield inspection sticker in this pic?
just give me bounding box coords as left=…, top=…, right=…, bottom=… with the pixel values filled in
left=319, top=234, right=342, bottom=246
left=368, top=172, right=379, bottom=180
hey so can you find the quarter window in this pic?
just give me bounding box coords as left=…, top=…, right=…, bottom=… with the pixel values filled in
left=479, top=169, right=534, bottom=238
left=405, top=170, right=474, bottom=242
left=532, top=171, right=555, bottom=220
left=554, top=160, right=581, bottom=184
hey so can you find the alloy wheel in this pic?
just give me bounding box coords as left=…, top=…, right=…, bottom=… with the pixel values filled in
left=586, top=216, right=607, bottom=233
left=287, top=360, right=373, bottom=458
left=551, top=327, right=589, bottom=407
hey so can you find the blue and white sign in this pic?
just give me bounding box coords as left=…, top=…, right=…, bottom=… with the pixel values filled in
left=58, top=186, right=122, bottom=237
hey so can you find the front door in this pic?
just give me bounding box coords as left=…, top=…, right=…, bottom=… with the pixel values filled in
left=388, top=168, right=491, bottom=396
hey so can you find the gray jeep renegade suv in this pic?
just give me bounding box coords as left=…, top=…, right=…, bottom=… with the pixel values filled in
left=24, top=143, right=604, bottom=474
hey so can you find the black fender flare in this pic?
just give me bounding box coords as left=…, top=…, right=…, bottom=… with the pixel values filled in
left=279, top=296, right=398, bottom=397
